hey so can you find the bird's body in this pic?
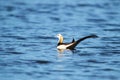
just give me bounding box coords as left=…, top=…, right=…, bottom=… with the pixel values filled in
left=57, top=34, right=98, bottom=50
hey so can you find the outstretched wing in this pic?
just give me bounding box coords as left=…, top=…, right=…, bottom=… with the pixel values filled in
left=67, top=34, right=98, bottom=50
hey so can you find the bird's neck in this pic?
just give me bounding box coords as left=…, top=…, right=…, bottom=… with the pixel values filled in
left=58, top=36, right=63, bottom=44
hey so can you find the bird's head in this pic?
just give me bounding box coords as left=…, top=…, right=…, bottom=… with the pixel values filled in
left=57, top=34, right=62, bottom=38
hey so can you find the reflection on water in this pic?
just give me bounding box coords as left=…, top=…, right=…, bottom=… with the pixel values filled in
left=57, top=49, right=74, bottom=58
left=57, top=49, right=65, bottom=54
left=0, top=0, right=120, bottom=80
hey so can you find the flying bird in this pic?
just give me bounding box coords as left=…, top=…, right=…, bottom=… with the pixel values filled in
left=57, top=34, right=98, bottom=50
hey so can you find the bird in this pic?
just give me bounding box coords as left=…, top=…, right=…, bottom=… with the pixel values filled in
left=57, top=34, right=98, bottom=50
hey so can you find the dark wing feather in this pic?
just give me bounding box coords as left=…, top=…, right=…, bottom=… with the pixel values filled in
left=72, top=38, right=75, bottom=42
left=67, top=34, right=98, bottom=50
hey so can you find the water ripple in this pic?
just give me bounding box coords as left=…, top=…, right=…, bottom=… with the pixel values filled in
left=86, top=59, right=106, bottom=64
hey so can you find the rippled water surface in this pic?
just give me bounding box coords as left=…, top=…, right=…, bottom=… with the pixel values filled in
left=0, top=0, right=120, bottom=80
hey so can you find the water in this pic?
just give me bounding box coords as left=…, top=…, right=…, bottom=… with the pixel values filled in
left=0, top=0, right=120, bottom=80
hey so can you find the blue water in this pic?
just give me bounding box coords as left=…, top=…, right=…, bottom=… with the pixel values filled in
left=0, top=0, right=120, bottom=80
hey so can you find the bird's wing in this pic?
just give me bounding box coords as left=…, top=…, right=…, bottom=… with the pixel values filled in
left=67, top=34, right=98, bottom=50
left=72, top=38, right=75, bottom=43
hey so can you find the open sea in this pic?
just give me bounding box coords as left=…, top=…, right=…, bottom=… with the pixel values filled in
left=0, top=0, right=120, bottom=80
